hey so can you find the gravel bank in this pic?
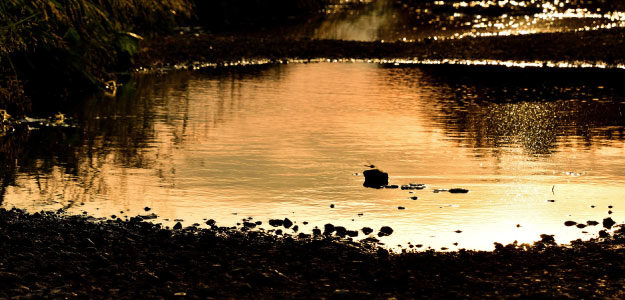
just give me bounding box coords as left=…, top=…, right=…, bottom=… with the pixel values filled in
left=2, top=208, right=625, bottom=299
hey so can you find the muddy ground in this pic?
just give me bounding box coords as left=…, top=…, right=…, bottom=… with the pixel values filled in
left=1, top=208, right=625, bottom=299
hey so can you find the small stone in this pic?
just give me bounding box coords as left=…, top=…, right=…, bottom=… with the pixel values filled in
left=586, top=220, right=599, bottom=226
left=330, top=204, right=335, bottom=208
left=599, top=230, right=609, bottom=238
left=268, top=219, right=284, bottom=227
left=362, top=227, right=373, bottom=235
left=144, top=207, right=151, bottom=211
left=292, top=225, right=299, bottom=232
left=243, top=222, right=256, bottom=228
left=378, top=226, right=394, bottom=237
left=516, top=224, right=521, bottom=228
left=449, top=188, right=469, bottom=193
left=576, top=224, right=587, bottom=229
left=324, top=223, right=335, bottom=235
left=335, top=226, right=347, bottom=237
left=410, top=196, right=418, bottom=200
left=608, top=210, right=613, bottom=214
left=346, top=230, right=358, bottom=237
left=609, top=205, right=613, bottom=208
left=173, top=222, right=182, bottom=230
left=454, top=230, right=462, bottom=233
left=312, top=228, right=321, bottom=235
left=363, top=169, right=389, bottom=188
left=384, top=185, right=399, bottom=189
left=603, top=217, right=616, bottom=229
left=564, top=221, right=577, bottom=226
left=547, top=199, right=555, bottom=202
left=276, top=229, right=283, bottom=235
left=283, top=218, right=293, bottom=228
left=206, top=219, right=216, bottom=226
left=398, top=206, right=405, bottom=210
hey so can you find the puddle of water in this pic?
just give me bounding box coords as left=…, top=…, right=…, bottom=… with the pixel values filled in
left=2, top=62, right=625, bottom=250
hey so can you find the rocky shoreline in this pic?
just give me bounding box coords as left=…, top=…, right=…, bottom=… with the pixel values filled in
left=2, top=207, right=625, bottom=299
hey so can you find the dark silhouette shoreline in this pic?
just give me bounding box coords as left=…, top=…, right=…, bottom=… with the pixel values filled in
left=2, top=207, right=625, bottom=299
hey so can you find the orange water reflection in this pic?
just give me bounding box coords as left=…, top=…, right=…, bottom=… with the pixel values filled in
left=2, top=63, right=625, bottom=250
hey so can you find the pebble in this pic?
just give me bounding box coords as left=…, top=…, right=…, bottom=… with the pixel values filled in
left=144, top=207, right=151, bottom=211
left=449, top=188, right=469, bottom=193
left=398, top=206, right=405, bottom=210
left=564, top=221, right=577, bottom=226
left=283, top=218, right=293, bottom=228
left=603, top=217, right=616, bottom=229
left=362, top=227, right=373, bottom=235
left=173, top=222, right=182, bottom=230
left=378, top=226, right=394, bottom=237
left=410, top=196, right=418, bottom=200
left=268, top=219, right=284, bottom=227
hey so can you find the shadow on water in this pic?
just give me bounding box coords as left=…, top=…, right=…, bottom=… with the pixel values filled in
left=380, top=65, right=625, bottom=156
left=0, top=64, right=285, bottom=206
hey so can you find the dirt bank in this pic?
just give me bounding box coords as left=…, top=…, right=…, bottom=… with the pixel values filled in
left=2, top=208, right=625, bottom=299
left=136, top=28, right=625, bottom=69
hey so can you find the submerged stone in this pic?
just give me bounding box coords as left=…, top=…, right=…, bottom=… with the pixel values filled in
left=173, top=222, right=182, bottom=230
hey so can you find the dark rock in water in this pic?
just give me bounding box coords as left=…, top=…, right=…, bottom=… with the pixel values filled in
left=564, top=221, right=577, bottom=226
left=243, top=222, right=256, bottom=228
left=609, top=205, right=613, bottom=208
left=283, top=218, right=293, bottom=228
left=454, top=230, right=462, bottom=233
left=292, top=225, right=299, bottom=232
left=384, top=185, right=399, bottom=189
left=312, top=227, right=321, bottom=235
left=599, top=230, right=609, bottom=238
left=587, top=220, right=599, bottom=226
left=398, top=206, right=405, bottom=210
left=608, top=210, right=613, bottom=215
left=144, top=207, right=151, bottom=211
left=173, top=222, right=182, bottom=230
left=576, top=224, right=587, bottom=229
left=335, top=226, right=347, bottom=237
left=363, top=169, right=388, bottom=188
left=324, top=224, right=335, bottom=235
left=362, top=227, right=373, bottom=235
left=410, top=196, right=418, bottom=200
left=346, top=230, right=358, bottom=237
left=276, top=229, right=283, bottom=235
left=255, top=221, right=262, bottom=225
left=330, top=204, right=335, bottom=208
left=547, top=199, right=555, bottom=202
left=269, top=219, right=284, bottom=227
left=603, top=217, right=616, bottom=229
left=298, top=233, right=311, bottom=239
left=206, top=219, right=216, bottom=226
left=378, top=226, right=393, bottom=237
left=449, top=188, right=469, bottom=194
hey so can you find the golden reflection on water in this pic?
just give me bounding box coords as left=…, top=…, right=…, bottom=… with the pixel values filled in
left=3, top=63, right=625, bottom=250
left=314, top=0, right=625, bottom=41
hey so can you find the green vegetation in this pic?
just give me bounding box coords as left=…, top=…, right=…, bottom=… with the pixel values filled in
left=0, top=0, right=192, bottom=113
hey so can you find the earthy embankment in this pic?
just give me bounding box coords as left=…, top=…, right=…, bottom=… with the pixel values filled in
left=2, top=208, right=625, bottom=299
left=136, top=28, right=625, bottom=68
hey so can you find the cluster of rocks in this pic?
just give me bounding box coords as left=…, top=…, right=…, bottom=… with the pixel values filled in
left=3, top=207, right=625, bottom=299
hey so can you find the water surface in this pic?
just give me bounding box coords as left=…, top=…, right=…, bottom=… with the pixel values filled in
left=2, top=62, right=625, bottom=250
